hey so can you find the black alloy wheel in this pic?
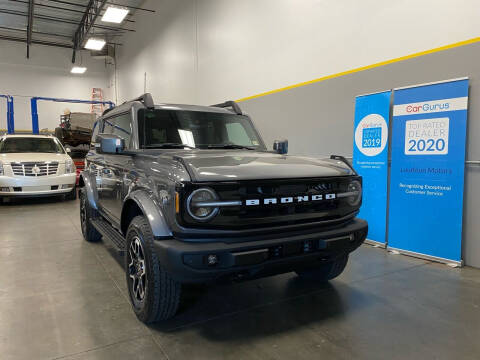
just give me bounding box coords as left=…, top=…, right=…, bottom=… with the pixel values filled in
left=128, top=236, right=147, bottom=304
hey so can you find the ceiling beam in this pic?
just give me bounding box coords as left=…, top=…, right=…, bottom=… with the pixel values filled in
left=0, top=25, right=72, bottom=39
left=0, top=8, right=132, bottom=32
left=8, top=0, right=135, bottom=23
left=0, top=34, right=72, bottom=48
left=0, top=25, right=124, bottom=46
left=72, top=0, right=108, bottom=63
left=47, top=0, right=155, bottom=13
left=26, top=0, right=34, bottom=58
left=105, top=1, right=155, bottom=13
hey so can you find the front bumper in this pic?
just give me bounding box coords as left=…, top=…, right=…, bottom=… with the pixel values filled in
left=154, top=218, right=367, bottom=283
left=0, top=173, right=76, bottom=196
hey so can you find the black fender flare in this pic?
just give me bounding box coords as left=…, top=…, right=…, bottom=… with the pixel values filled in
left=79, top=171, right=99, bottom=210
left=123, top=190, right=172, bottom=238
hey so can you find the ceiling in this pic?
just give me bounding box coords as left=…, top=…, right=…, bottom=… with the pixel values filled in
left=0, top=0, right=152, bottom=59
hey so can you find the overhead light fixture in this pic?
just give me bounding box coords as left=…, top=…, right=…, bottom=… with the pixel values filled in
left=71, top=66, right=87, bottom=74
left=84, top=38, right=106, bottom=51
left=102, top=6, right=130, bottom=23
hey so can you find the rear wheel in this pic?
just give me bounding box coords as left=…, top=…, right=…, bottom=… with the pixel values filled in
left=79, top=188, right=101, bottom=242
left=126, top=215, right=181, bottom=323
left=296, top=254, right=349, bottom=281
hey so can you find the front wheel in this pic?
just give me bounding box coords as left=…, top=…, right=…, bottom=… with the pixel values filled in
left=126, top=215, right=181, bottom=323
left=296, top=254, right=349, bottom=281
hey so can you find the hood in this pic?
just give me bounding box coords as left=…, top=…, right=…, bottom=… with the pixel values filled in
left=0, top=152, right=69, bottom=164
left=169, top=150, right=353, bottom=182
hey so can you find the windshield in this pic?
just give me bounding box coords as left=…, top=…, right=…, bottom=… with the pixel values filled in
left=138, top=109, right=265, bottom=150
left=0, top=137, right=64, bottom=154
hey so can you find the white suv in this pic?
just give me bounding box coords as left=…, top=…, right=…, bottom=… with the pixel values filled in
left=0, top=134, right=77, bottom=200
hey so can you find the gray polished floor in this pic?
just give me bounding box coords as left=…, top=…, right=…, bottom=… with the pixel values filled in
left=0, top=197, right=479, bottom=360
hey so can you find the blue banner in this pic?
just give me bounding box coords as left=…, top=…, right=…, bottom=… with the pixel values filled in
left=388, top=78, right=469, bottom=263
left=353, top=91, right=391, bottom=245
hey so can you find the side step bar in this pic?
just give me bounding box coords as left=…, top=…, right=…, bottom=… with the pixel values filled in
left=91, top=218, right=126, bottom=255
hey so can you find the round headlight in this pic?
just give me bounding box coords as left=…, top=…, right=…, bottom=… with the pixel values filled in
left=346, top=180, right=362, bottom=206
left=186, top=188, right=219, bottom=221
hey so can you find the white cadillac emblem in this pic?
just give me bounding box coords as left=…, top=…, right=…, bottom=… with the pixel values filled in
left=32, top=165, right=41, bottom=175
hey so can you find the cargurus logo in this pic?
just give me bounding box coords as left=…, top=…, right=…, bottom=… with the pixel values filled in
left=393, top=97, right=468, bottom=117
left=406, top=102, right=450, bottom=113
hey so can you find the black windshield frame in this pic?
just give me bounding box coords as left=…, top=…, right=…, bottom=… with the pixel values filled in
left=0, top=137, right=65, bottom=154
left=138, top=109, right=267, bottom=150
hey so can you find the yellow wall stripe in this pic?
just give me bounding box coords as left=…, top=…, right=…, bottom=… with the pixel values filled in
left=236, top=37, right=480, bottom=102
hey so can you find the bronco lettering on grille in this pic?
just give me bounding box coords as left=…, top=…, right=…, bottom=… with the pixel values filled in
left=245, top=194, right=336, bottom=206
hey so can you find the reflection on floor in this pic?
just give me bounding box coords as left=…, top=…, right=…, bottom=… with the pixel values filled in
left=0, top=196, right=479, bottom=360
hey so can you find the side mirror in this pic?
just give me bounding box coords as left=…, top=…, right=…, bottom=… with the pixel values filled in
left=96, top=133, right=125, bottom=154
left=273, top=139, right=288, bottom=154
left=65, top=148, right=71, bottom=153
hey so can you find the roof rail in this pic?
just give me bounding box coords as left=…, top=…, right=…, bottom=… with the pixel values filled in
left=129, top=93, right=154, bottom=108
left=211, top=100, right=243, bottom=115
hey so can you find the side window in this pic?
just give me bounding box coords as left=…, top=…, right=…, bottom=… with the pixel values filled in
left=104, top=113, right=133, bottom=149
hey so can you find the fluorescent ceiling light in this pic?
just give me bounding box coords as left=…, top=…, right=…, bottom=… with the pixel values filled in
left=102, top=6, right=129, bottom=23
left=71, top=66, right=87, bottom=74
left=84, top=38, right=106, bottom=51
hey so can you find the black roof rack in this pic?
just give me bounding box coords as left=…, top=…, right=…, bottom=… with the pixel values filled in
left=126, top=93, right=155, bottom=109
left=211, top=100, right=243, bottom=115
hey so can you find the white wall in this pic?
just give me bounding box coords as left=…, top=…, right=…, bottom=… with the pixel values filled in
left=113, top=0, right=480, bottom=105
left=110, top=0, right=196, bottom=105
left=0, top=40, right=110, bottom=132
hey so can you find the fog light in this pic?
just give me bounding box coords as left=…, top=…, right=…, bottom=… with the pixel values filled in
left=0, top=187, right=9, bottom=192
left=206, top=254, right=218, bottom=266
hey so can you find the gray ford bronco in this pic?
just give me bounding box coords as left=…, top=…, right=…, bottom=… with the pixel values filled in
left=78, top=93, right=367, bottom=323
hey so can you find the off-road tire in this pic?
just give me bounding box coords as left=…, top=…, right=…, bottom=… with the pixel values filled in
left=125, top=215, right=181, bottom=323
left=79, top=188, right=101, bottom=242
left=296, top=254, right=349, bottom=281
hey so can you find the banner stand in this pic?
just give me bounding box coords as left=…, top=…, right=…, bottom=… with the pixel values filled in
left=386, top=246, right=463, bottom=267
left=387, top=77, right=468, bottom=267
left=353, top=90, right=391, bottom=247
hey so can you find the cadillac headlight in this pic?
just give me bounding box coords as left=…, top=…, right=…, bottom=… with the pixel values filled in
left=0, top=161, right=4, bottom=176
left=65, top=159, right=76, bottom=174
left=186, top=188, right=219, bottom=221
left=345, top=180, right=362, bottom=206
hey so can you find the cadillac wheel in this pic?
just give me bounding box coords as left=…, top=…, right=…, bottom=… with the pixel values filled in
left=125, top=216, right=181, bottom=323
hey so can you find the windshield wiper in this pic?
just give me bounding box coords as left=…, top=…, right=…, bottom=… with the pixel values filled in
left=206, top=144, right=255, bottom=150
left=144, top=143, right=195, bottom=149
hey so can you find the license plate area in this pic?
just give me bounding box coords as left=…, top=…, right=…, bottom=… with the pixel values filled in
left=232, top=249, right=269, bottom=266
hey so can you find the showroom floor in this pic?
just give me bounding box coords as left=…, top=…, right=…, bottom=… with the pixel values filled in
left=0, top=197, right=479, bottom=360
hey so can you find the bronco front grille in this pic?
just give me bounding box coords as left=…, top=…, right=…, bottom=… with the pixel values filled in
left=179, top=176, right=361, bottom=230
left=11, top=162, right=59, bottom=177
